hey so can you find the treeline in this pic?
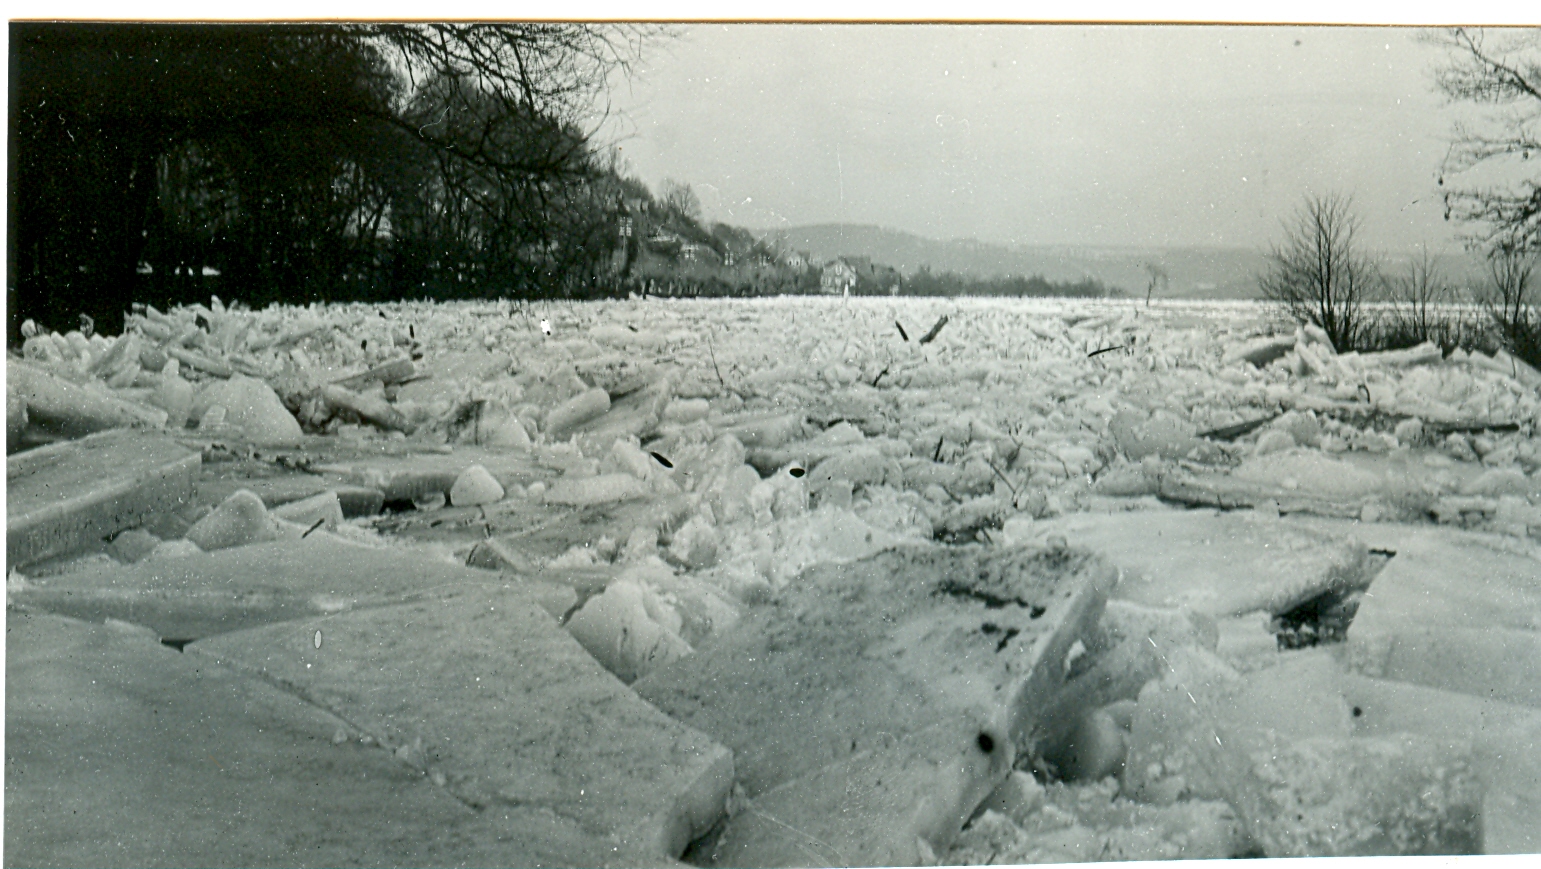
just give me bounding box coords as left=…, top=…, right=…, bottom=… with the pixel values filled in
left=899, top=268, right=1121, bottom=298
left=9, top=23, right=1126, bottom=336
left=609, top=262, right=1125, bottom=300
left=550, top=267, right=1123, bottom=300
left=9, top=23, right=655, bottom=338
left=570, top=275, right=808, bottom=299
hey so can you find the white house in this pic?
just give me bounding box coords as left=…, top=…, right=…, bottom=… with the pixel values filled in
left=820, top=260, right=858, bottom=295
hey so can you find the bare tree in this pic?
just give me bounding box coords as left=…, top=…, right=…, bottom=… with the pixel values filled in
left=659, top=178, right=702, bottom=221
left=1427, top=27, right=1541, bottom=254
left=1392, top=245, right=1451, bottom=336
left=1258, top=193, right=1383, bottom=352
left=367, top=24, right=658, bottom=179
left=1143, top=262, right=1168, bottom=306
left=1482, top=243, right=1541, bottom=361
left=1486, top=244, right=1536, bottom=321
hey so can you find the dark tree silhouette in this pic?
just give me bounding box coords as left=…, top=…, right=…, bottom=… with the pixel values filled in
left=659, top=178, right=702, bottom=221
left=8, top=22, right=657, bottom=338
left=1143, top=262, right=1169, bottom=306
left=1428, top=27, right=1541, bottom=255
left=1425, top=28, right=1541, bottom=368
left=10, top=24, right=395, bottom=333
left=1481, top=243, right=1541, bottom=366
left=1258, top=193, right=1382, bottom=353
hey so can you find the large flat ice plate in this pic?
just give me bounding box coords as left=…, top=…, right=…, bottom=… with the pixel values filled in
left=5, top=611, right=631, bottom=868
left=1342, top=524, right=1541, bottom=634
left=8, top=429, right=200, bottom=569
left=1153, top=449, right=1497, bottom=520
left=1031, top=509, right=1373, bottom=618
left=1331, top=522, right=1541, bottom=710
left=10, top=536, right=499, bottom=640
left=190, top=586, right=733, bottom=861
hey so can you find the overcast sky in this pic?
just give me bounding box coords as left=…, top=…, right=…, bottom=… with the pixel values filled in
left=601, top=24, right=1484, bottom=253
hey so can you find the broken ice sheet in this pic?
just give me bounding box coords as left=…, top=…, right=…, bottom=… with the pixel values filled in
left=12, top=293, right=1541, bottom=866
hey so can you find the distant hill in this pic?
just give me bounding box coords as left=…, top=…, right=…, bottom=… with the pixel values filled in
left=761, top=223, right=1492, bottom=300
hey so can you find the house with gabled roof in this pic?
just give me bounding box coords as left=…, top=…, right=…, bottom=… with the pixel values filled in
left=820, top=259, right=858, bottom=295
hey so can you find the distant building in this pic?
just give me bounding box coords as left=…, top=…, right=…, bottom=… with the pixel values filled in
left=680, top=242, right=722, bottom=265
left=820, top=260, right=858, bottom=295
left=781, top=250, right=808, bottom=270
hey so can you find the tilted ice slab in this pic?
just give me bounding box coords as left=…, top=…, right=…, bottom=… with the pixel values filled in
left=191, top=585, right=733, bottom=862
left=633, top=543, right=1114, bottom=867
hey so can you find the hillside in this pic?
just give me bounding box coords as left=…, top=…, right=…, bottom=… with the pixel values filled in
left=762, top=223, right=1494, bottom=301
